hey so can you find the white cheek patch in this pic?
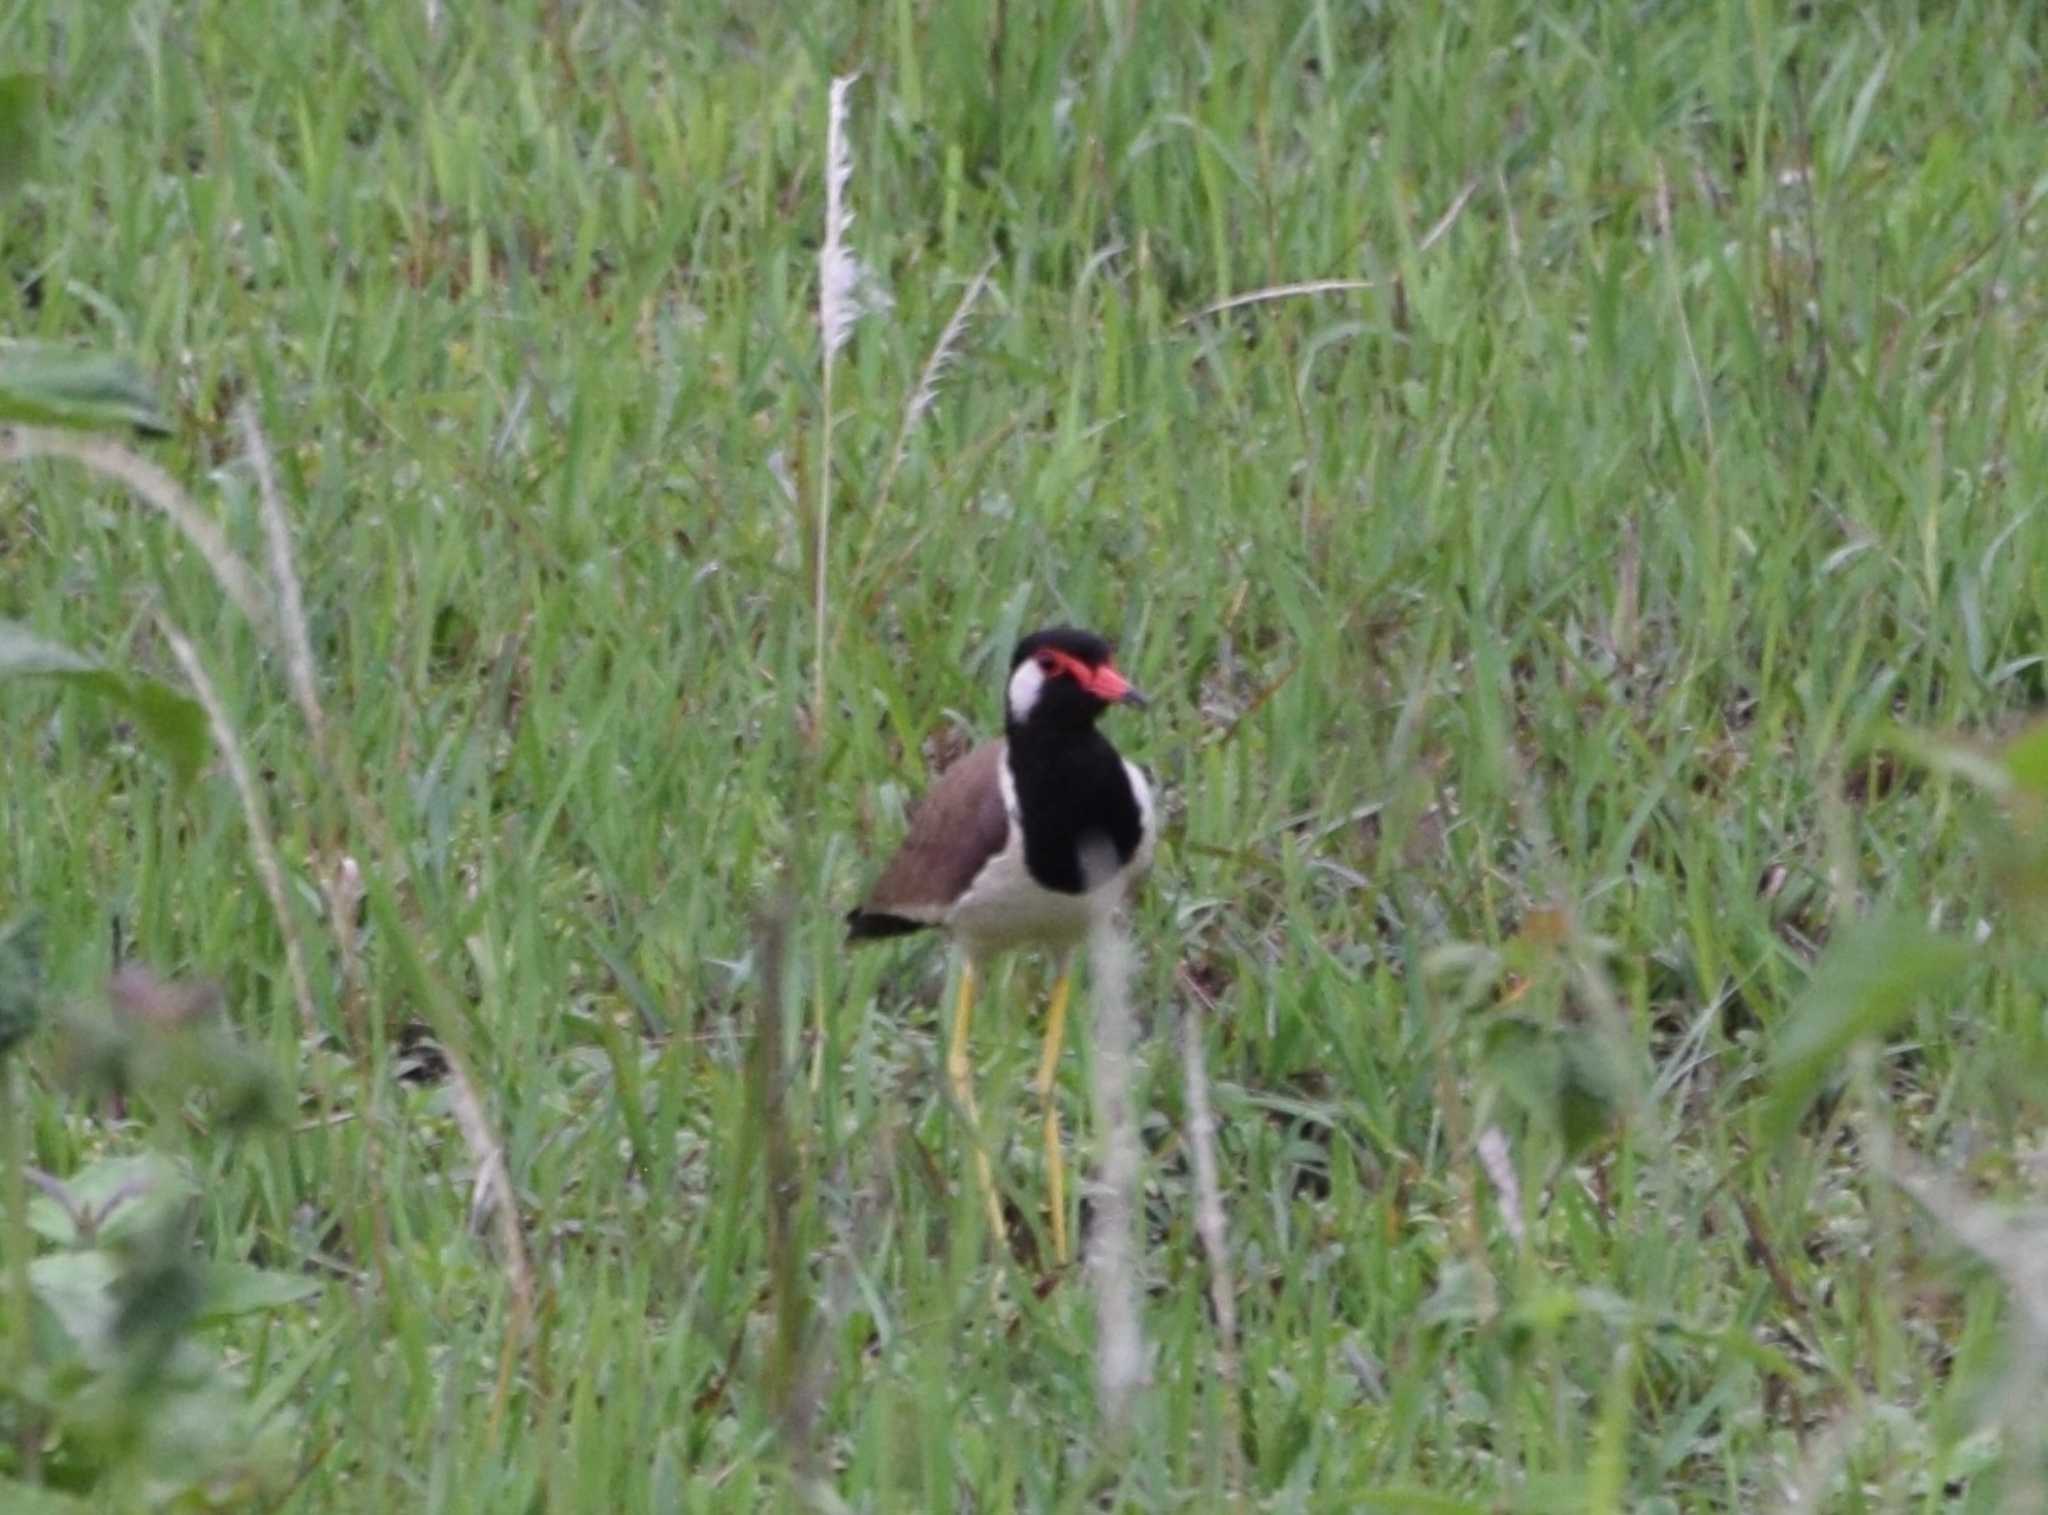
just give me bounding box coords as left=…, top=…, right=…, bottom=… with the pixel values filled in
left=1006, top=659, right=1047, bottom=723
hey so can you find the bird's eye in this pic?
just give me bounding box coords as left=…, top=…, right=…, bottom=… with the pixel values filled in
left=1035, top=653, right=1059, bottom=674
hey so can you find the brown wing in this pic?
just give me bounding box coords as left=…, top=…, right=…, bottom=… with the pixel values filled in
left=847, top=740, right=1010, bottom=939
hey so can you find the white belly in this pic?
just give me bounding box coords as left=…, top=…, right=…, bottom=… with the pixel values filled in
left=946, top=756, right=1154, bottom=958
left=947, top=844, right=1102, bottom=952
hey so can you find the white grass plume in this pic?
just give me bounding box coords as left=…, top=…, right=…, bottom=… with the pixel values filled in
left=845, top=256, right=998, bottom=600
left=818, top=75, right=862, bottom=363
left=900, top=256, right=993, bottom=436
left=812, top=72, right=884, bottom=731
left=872, top=256, right=994, bottom=516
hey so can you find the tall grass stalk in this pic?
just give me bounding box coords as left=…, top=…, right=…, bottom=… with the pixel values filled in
left=1086, top=913, right=1146, bottom=1430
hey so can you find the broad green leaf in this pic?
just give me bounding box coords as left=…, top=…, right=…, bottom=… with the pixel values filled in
left=196, top=1262, right=323, bottom=1322
left=29, top=1248, right=121, bottom=1359
left=1760, top=914, right=1971, bottom=1145
left=26, top=1194, right=79, bottom=1246
left=28, top=1152, right=196, bottom=1248
left=0, top=342, right=168, bottom=434
left=0, top=619, right=207, bottom=786
left=0, top=619, right=97, bottom=680
left=0, top=72, right=38, bottom=197
left=1559, top=1031, right=1631, bottom=1156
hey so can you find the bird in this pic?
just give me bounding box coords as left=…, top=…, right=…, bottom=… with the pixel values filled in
left=847, top=627, right=1154, bottom=1264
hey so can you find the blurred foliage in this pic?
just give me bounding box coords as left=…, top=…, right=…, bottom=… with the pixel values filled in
left=0, top=344, right=168, bottom=435
left=1761, top=914, right=1973, bottom=1146
left=0, top=917, right=40, bottom=1062
left=0, top=71, right=39, bottom=198
left=0, top=622, right=207, bottom=790
left=1, top=72, right=165, bottom=436
left=0, top=968, right=309, bottom=1509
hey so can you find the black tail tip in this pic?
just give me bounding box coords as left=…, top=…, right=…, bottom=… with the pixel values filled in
left=846, top=909, right=924, bottom=942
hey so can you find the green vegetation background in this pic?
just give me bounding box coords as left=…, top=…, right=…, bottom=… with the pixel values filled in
left=4, top=1, right=2048, bottom=1508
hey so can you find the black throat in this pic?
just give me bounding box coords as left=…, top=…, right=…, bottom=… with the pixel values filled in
left=1004, top=719, right=1143, bottom=895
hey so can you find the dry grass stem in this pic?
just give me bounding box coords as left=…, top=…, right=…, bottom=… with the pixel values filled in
left=1185, top=278, right=1373, bottom=323
left=157, top=614, right=320, bottom=1037
left=443, top=1053, right=535, bottom=1310
left=1185, top=178, right=1477, bottom=323
left=445, top=1047, right=538, bottom=1438
left=238, top=403, right=326, bottom=745
left=2, top=427, right=272, bottom=632
left=1176, top=976, right=1238, bottom=1369
left=1416, top=176, right=1482, bottom=254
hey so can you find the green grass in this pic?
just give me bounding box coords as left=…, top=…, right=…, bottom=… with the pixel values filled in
left=5, top=0, right=2048, bottom=1507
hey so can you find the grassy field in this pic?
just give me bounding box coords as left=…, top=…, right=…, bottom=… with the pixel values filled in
left=5, top=0, right=2048, bottom=1508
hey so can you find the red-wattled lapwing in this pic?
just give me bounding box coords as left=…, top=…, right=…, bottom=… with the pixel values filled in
left=848, top=627, right=1153, bottom=1263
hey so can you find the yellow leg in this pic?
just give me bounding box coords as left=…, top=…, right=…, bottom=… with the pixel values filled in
left=1036, top=958, right=1075, bottom=1265
left=947, top=959, right=1005, bottom=1241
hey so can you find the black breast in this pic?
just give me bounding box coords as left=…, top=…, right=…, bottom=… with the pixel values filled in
left=1005, top=727, right=1143, bottom=895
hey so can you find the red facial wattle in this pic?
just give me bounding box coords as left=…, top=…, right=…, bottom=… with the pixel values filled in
left=1087, top=662, right=1145, bottom=705
left=1034, top=647, right=1147, bottom=707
